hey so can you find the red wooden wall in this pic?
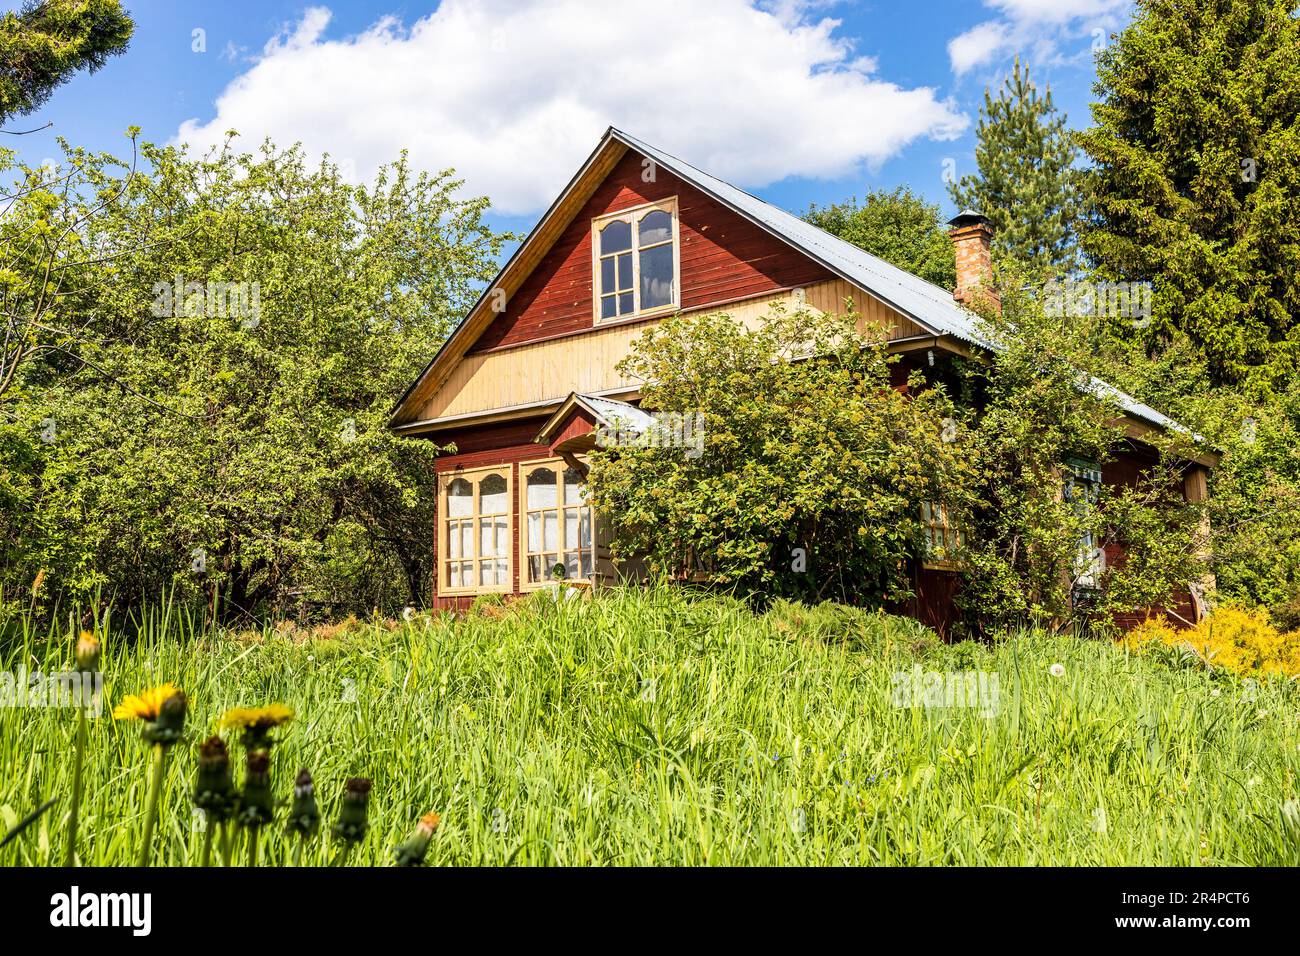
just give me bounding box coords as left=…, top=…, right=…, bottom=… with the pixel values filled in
left=470, top=151, right=832, bottom=353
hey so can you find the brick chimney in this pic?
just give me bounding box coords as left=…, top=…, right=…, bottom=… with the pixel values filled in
left=947, top=210, right=1000, bottom=313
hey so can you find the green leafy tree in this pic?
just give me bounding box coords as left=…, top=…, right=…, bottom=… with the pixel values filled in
left=803, top=187, right=956, bottom=289
left=0, top=133, right=143, bottom=403
left=1162, top=383, right=1300, bottom=626
left=588, top=292, right=1205, bottom=630
left=1, top=137, right=507, bottom=620
left=949, top=57, right=1081, bottom=279
left=0, top=0, right=133, bottom=124
left=1078, top=0, right=1300, bottom=391
left=587, top=305, right=976, bottom=606
left=956, top=292, right=1207, bottom=632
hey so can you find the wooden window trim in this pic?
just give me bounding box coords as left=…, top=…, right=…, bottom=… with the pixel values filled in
left=1065, top=459, right=1105, bottom=588
left=438, top=464, right=514, bottom=597
left=591, top=197, right=681, bottom=326
left=520, top=456, right=596, bottom=590
left=921, top=500, right=967, bottom=571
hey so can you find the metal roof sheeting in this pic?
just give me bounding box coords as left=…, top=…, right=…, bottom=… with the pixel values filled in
left=608, top=128, right=1190, bottom=436
left=576, top=394, right=656, bottom=434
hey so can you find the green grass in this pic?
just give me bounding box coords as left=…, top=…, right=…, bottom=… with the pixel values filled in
left=2, top=586, right=1299, bottom=865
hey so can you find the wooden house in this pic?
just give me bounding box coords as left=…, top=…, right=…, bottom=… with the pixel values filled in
left=390, top=128, right=1215, bottom=632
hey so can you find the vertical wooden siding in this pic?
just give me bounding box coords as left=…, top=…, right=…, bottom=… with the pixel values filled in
left=419, top=279, right=925, bottom=421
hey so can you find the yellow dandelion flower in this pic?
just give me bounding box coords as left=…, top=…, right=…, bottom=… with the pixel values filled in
left=219, top=703, right=294, bottom=732
left=217, top=706, right=255, bottom=730
left=113, top=683, right=182, bottom=721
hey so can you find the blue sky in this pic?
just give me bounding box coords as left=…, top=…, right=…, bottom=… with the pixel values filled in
left=8, top=0, right=1134, bottom=245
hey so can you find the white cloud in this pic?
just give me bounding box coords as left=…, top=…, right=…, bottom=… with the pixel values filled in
left=948, top=0, right=1130, bottom=76
left=948, top=22, right=1011, bottom=77
left=174, top=0, right=967, bottom=215
left=990, top=0, right=1129, bottom=24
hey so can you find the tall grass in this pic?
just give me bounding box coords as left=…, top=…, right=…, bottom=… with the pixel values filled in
left=1, top=587, right=1297, bottom=865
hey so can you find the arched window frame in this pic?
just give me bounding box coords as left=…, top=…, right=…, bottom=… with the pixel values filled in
left=520, top=457, right=596, bottom=588
left=591, top=197, right=680, bottom=325
left=438, top=465, right=514, bottom=596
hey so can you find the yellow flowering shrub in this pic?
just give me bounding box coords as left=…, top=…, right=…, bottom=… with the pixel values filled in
left=1123, top=606, right=1300, bottom=677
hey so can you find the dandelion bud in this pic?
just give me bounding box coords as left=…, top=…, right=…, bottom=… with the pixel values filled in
left=142, top=689, right=187, bottom=746
left=193, top=736, right=235, bottom=821
left=237, top=750, right=275, bottom=827
left=286, top=768, right=320, bottom=837
left=74, top=631, right=100, bottom=673
left=332, top=777, right=372, bottom=844
left=393, top=811, right=440, bottom=867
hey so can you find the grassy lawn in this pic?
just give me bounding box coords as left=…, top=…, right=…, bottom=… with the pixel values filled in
left=2, top=587, right=1298, bottom=866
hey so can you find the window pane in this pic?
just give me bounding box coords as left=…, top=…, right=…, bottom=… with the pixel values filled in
left=479, top=560, right=508, bottom=587
left=496, top=558, right=508, bottom=584
left=448, top=521, right=461, bottom=559
left=527, top=468, right=557, bottom=508
left=617, top=252, right=632, bottom=291
left=600, top=257, right=615, bottom=293
left=480, top=474, right=507, bottom=513
left=564, top=551, right=581, bottom=580
left=565, top=508, right=578, bottom=551
left=600, top=219, right=631, bottom=254
left=461, top=524, right=474, bottom=561
left=639, top=209, right=672, bottom=245
left=579, top=508, right=592, bottom=548
left=544, top=511, right=558, bottom=551
left=618, top=292, right=633, bottom=315
left=581, top=552, right=593, bottom=580
left=479, top=519, right=498, bottom=557
left=449, top=563, right=461, bottom=587
left=640, top=243, right=674, bottom=309
left=563, top=467, right=583, bottom=502
left=543, top=553, right=558, bottom=578
left=528, top=511, right=542, bottom=553
left=447, top=477, right=472, bottom=517
left=600, top=294, right=616, bottom=319
left=459, top=561, right=474, bottom=585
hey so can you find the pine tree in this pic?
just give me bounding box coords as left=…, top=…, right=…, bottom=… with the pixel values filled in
left=0, top=0, right=133, bottom=124
left=1078, top=0, right=1300, bottom=391
left=949, top=57, right=1080, bottom=280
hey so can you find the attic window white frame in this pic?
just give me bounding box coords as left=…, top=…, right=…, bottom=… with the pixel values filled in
left=591, top=197, right=680, bottom=325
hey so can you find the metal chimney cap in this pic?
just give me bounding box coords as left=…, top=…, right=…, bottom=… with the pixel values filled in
left=947, top=209, right=994, bottom=229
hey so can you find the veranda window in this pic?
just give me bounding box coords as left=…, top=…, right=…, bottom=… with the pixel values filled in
left=1064, top=459, right=1104, bottom=589
left=592, top=198, right=679, bottom=323
left=440, top=467, right=512, bottom=594
left=522, top=459, right=594, bottom=585
left=921, top=500, right=965, bottom=569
